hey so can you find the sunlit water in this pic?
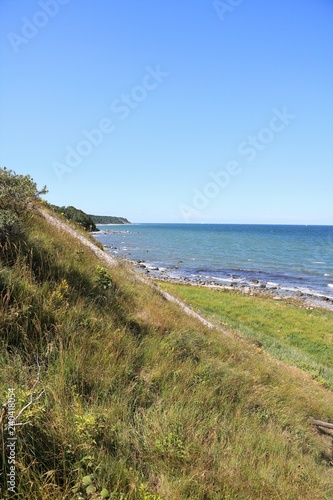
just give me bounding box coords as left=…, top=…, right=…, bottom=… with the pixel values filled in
left=94, top=224, right=333, bottom=299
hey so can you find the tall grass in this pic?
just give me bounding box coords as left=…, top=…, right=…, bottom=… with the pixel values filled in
left=1, top=211, right=333, bottom=499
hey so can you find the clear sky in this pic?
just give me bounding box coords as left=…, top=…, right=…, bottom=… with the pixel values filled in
left=1, top=0, right=332, bottom=224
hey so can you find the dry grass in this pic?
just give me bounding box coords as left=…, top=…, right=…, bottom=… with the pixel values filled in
left=1, top=211, right=333, bottom=499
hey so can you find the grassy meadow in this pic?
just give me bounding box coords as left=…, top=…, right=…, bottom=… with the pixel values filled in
left=1, top=206, right=333, bottom=498
left=159, top=283, right=333, bottom=391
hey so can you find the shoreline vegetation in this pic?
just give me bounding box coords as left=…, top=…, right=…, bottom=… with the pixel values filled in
left=1, top=169, right=333, bottom=498
left=89, top=214, right=131, bottom=225
left=49, top=204, right=131, bottom=232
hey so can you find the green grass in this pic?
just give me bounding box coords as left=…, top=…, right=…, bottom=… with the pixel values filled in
left=159, top=283, right=333, bottom=390
left=1, top=211, right=333, bottom=499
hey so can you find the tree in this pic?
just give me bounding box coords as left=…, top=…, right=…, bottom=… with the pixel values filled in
left=51, top=204, right=97, bottom=231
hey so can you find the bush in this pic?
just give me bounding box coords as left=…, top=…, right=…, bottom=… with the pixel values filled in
left=0, top=167, right=47, bottom=244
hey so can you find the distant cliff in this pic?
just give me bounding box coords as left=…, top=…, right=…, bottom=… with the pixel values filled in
left=49, top=205, right=131, bottom=230
left=89, top=214, right=131, bottom=225
left=50, top=205, right=97, bottom=231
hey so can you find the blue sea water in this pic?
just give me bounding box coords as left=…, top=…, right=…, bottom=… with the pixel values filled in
left=94, top=224, right=333, bottom=299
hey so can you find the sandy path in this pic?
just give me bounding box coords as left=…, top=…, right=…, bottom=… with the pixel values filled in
left=40, top=209, right=118, bottom=267
left=39, top=209, right=228, bottom=334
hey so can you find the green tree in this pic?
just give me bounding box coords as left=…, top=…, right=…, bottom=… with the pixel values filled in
left=51, top=204, right=97, bottom=231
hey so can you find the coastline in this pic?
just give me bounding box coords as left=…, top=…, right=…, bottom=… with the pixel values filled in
left=131, top=261, right=333, bottom=311
left=92, top=224, right=333, bottom=312
left=90, top=226, right=131, bottom=234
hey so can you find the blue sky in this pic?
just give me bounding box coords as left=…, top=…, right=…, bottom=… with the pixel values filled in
left=1, top=0, right=332, bottom=224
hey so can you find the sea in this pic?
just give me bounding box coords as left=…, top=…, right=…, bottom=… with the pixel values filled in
left=94, top=224, right=333, bottom=300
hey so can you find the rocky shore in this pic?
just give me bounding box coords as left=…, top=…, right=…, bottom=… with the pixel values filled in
left=131, top=259, right=333, bottom=311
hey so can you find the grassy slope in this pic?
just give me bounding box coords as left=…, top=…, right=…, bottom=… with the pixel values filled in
left=159, top=283, right=333, bottom=391
left=1, top=211, right=333, bottom=499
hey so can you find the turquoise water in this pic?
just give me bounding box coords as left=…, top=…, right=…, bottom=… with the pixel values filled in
left=94, top=224, right=333, bottom=299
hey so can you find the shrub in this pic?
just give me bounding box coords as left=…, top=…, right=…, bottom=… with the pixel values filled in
left=0, top=167, right=47, bottom=244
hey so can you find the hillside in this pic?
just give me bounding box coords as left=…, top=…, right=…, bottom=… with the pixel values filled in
left=160, top=282, right=333, bottom=391
left=89, top=214, right=131, bottom=225
left=50, top=205, right=98, bottom=232
left=1, top=170, right=333, bottom=499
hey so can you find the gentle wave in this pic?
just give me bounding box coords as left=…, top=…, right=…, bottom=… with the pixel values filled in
left=95, top=223, right=333, bottom=299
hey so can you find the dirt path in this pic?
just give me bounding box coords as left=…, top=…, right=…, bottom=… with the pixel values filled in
left=40, top=209, right=118, bottom=267
left=40, top=209, right=229, bottom=334
left=155, top=287, right=225, bottom=330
